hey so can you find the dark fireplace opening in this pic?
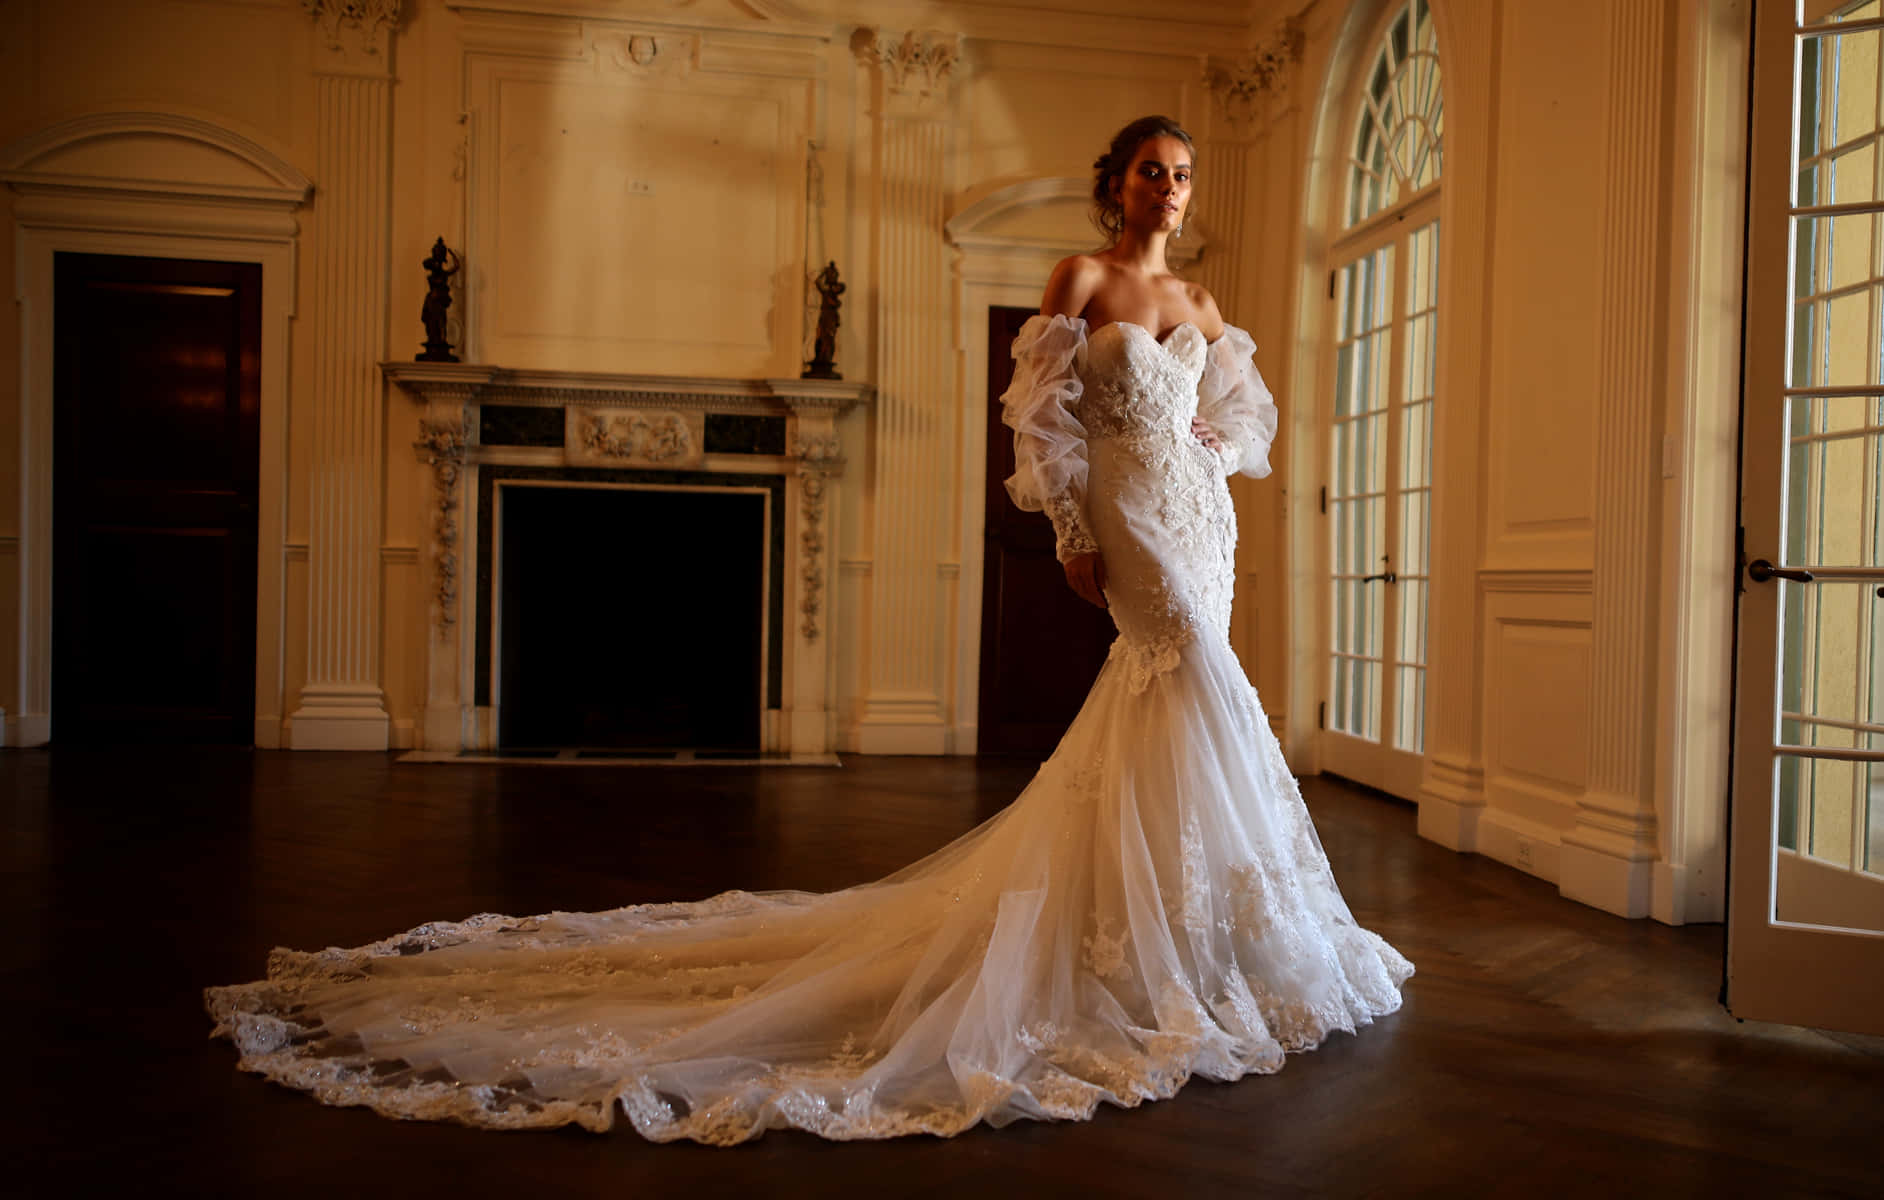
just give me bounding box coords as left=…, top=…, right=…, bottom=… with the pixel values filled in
left=496, top=483, right=766, bottom=751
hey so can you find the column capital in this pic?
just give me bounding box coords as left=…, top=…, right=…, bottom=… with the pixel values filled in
left=1202, top=14, right=1306, bottom=136
left=306, top=0, right=402, bottom=76
left=855, top=28, right=962, bottom=117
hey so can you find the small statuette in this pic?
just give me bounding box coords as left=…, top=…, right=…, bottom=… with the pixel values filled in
left=417, top=236, right=462, bottom=363
left=803, top=260, right=845, bottom=380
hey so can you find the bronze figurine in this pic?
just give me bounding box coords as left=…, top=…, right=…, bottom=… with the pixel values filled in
left=417, top=236, right=462, bottom=363
left=803, top=260, right=845, bottom=380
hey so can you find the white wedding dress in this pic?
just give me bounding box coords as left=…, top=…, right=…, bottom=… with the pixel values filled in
left=205, top=314, right=1412, bottom=1144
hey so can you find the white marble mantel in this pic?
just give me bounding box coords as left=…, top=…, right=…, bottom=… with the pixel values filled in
left=382, top=361, right=872, bottom=759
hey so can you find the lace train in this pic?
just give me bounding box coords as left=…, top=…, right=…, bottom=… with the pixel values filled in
left=206, top=634, right=1411, bottom=1144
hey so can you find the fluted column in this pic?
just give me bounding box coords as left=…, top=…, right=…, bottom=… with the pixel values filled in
left=1416, top=0, right=1496, bottom=848
left=288, top=0, right=400, bottom=749
left=1561, top=0, right=1672, bottom=915
left=853, top=30, right=960, bottom=754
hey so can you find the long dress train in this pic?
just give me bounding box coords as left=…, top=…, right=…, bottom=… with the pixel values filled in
left=204, top=314, right=1413, bottom=1144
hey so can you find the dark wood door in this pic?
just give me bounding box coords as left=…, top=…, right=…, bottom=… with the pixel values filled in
left=53, top=253, right=262, bottom=744
left=977, top=305, right=1115, bottom=757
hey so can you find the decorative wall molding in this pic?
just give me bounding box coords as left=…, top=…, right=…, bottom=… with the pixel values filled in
left=3, top=108, right=305, bottom=749
left=457, top=13, right=814, bottom=377
left=945, top=176, right=1205, bottom=280
left=1478, top=568, right=1596, bottom=595
left=1203, top=13, right=1308, bottom=132
left=0, top=110, right=312, bottom=209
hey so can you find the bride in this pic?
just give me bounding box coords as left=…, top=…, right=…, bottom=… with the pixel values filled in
left=205, top=115, right=1412, bottom=1144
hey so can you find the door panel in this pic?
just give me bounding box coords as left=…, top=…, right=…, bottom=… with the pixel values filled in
left=978, top=305, right=1115, bottom=756
left=1727, top=0, right=1884, bottom=1033
left=52, top=253, right=261, bottom=744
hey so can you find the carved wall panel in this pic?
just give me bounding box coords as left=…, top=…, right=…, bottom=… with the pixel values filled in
left=461, top=17, right=817, bottom=377
left=1481, top=2, right=1607, bottom=570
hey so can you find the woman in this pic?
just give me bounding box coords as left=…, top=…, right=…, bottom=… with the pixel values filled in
left=205, top=116, right=1411, bottom=1144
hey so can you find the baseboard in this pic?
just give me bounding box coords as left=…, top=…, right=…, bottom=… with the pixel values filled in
left=1416, top=790, right=1482, bottom=852
left=1559, top=835, right=1653, bottom=918
left=853, top=722, right=949, bottom=756
left=1650, top=859, right=1724, bottom=925
left=1476, top=807, right=1563, bottom=883
left=8, top=712, right=50, bottom=747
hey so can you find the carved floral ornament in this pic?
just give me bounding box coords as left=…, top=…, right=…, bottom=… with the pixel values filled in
left=794, top=433, right=845, bottom=641
left=414, top=416, right=470, bottom=629
left=303, top=0, right=403, bottom=52
left=863, top=28, right=962, bottom=103
left=1202, top=15, right=1307, bottom=129
left=574, top=409, right=699, bottom=467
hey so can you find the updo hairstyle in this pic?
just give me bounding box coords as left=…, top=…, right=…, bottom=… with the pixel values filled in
left=1090, top=115, right=1196, bottom=241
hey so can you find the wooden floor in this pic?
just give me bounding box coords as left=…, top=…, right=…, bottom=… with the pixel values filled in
left=4, top=748, right=1879, bottom=1198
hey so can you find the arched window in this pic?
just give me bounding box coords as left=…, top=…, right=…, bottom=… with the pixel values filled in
left=1322, top=0, right=1442, bottom=797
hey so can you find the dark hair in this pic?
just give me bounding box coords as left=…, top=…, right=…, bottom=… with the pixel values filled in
left=1091, top=115, right=1195, bottom=241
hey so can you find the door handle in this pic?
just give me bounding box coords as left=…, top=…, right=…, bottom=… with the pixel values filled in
left=1360, top=570, right=1397, bottom=584
left=1746, top=558, right=1815, bottom=585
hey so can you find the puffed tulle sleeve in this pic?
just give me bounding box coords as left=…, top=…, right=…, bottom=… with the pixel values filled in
left=999, top=313, right=1099, bottom=562
left=1197, top=324, right=1279, bottom=479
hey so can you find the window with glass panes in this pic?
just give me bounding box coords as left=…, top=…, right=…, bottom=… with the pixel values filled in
left=1325, top=0, right=1441, bottom=768
left=1782, top=0, right=1884, bottom=878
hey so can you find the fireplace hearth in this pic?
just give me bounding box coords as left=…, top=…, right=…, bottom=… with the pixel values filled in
left=494, top=480, right=772, bottom=751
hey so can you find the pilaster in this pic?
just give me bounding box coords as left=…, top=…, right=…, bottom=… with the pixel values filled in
left=853, top=29, right=961, bottom=755
left=1415, top=0, right=1497, bottom=848
left=1564, top=0, right=1672, bottom=916
left=288, top=0, right=402, bottom=749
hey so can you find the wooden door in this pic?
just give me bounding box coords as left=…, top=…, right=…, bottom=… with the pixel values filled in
left=53, top=253, right=262, bottom=744
left=977, top=305, right=1115, bottom=756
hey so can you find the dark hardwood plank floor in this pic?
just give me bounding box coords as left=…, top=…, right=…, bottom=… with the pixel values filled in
left=3, top=748, right=1878, bottom=1198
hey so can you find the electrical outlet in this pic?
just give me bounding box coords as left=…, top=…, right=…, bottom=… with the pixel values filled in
left=1515, top=838, right=1535, bottom=870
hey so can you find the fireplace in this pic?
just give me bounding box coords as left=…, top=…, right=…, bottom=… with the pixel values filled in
left=383, top=361, right=869, bottom=759
left=491, top=478, right=776, bottom=752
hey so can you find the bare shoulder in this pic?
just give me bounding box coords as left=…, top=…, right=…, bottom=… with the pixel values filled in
left=1040, top=254, right=1108, bottom=320
left=1185, top=281, right=1226, bottom=342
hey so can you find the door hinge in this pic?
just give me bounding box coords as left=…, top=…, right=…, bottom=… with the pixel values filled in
left=1328, top=271, right=1336, bottom=299
left=1318, top=700, right=1327, bottom=730
left=1319, top=485, right=1327, bottom=514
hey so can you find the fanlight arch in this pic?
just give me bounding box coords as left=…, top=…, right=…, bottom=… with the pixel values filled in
left=1346, top=0, right=1443, bottom=228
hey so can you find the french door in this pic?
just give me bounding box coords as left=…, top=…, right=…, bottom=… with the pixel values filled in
left=1728, top=0, right=1884, bottom=1034
left=1319, top=192, right=1439, bottom=799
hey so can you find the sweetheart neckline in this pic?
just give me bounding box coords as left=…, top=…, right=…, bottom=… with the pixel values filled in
left=1088, top=319, right=1224, bottom=350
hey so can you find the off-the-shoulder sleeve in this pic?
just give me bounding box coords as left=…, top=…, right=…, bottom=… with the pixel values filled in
left=999, top=313, right=1098, bottom=562
left=1197, top=324, right=1279, bottom=479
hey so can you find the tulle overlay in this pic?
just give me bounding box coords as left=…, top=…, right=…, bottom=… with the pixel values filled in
left=205, top=312, right=1409, bottom=1144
